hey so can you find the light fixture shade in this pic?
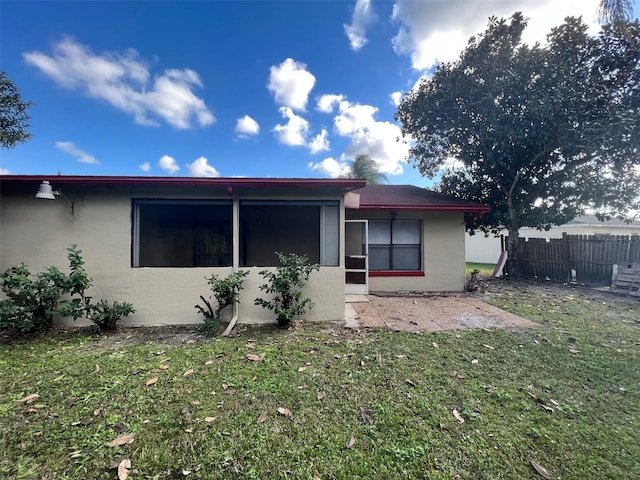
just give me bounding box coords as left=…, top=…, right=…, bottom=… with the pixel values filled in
left=35, top=181, right=56, bottom=200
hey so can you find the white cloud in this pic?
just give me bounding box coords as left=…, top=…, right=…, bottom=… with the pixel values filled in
left=308, top=157, right=350, bottom=178
left=316, top=94, right=345, bottom=113
left=55, top=141, right=99, bottom=164
left=187, top=156, right=220, bottom=177
left=235, top=115, right=260, bottom=138
left=158, top=154, right=180, bottom=174
left=267, top=58, right=316, bottom=111
left=139, top=162, right=151, bottom=172
left=332, top=99, right=410, bottom=175
left=344, top=0, right=378, bottom=51
left=390, top=91, right=403, bottom=106
left=309, top=128, right=330, bottom=154
left=0, top=168, right=11, bottom=175
left=391, top=0, right=601, bottom=71
left=24, top=37, right=214, bottom=129
left=272, top=106, right=310, bottom=146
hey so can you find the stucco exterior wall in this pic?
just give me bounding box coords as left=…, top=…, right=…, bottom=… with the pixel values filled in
left=0, top=186, right=345, bottom=326
left=346, top=210, right=466, bottom=292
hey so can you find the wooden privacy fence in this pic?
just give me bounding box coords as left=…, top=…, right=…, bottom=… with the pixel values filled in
left=510, top=234, right=640, bottom=286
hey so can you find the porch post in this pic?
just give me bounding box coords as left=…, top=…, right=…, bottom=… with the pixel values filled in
left=233, top=198, right=239, bottom=269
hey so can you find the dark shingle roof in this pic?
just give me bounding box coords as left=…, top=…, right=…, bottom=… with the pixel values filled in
left=352, top=184, right=490, bottom=213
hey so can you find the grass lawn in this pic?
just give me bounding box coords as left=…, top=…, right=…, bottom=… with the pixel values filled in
left=1, top=282, right=639, bottom=479
left=466, top=262, right=496, bottom=278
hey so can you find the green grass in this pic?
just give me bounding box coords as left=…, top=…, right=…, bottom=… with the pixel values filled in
left=466, top=262, right=496, bottom=277
left=1, top=282, right=639, bottom=479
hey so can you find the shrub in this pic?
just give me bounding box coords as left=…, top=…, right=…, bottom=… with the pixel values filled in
left=254, top=252, right=320, bottom=327
left=87, top=300, right=135, bottom=331
left=195, top=270, right=249, bottom=332
left=0, top=244, right=134, bottom=334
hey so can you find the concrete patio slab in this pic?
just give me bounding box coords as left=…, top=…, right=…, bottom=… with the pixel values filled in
left=350, top=294, right=540, bottom=332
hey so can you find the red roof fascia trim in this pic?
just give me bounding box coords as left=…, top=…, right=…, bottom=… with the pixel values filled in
left=359, top=205, right=491, bottom=213
left=0, top=175, right=366, bottom=190
left=369, top=271, right=425, bottom=277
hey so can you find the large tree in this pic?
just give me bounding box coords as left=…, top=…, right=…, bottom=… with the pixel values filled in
left=599, top=0, right=635, bottom=24
left=343, top=154, right=388, bottom=184
left=396, top=13, right=640, bottom=274
left=0, top=70, right=33, bottom=149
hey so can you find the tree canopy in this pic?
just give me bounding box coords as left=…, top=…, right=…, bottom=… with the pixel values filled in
left=599, top=0, right=635, bottom=24
left=0, top=70, right=33, bottom=149
left=343, top=154, right=388, bottom=184
left=396, top=13, right=640, bottom=269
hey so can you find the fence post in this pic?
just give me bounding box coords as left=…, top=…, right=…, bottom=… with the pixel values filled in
left=562, top=232, right=571, bottom=282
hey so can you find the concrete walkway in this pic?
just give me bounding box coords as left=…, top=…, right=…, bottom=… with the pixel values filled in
left=346, top=294, right=539, bottom=332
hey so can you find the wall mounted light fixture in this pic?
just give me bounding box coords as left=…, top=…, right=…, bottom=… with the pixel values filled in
left=35, top=180, right=75, bottom=215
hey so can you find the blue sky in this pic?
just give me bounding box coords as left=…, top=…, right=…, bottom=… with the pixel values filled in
left=0, top=0, right=625, bottom=185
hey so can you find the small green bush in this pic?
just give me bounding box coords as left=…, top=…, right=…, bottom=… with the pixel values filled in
left=0, top=244, right=134, bottom=334
left=195, top=270, right=249, bottom=332
left=87, top=299, right=135, bottom=331
left=254, top=252, right=320, bottom=327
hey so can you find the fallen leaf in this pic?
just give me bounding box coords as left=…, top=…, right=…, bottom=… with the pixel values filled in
left=222, top=383, right=228, bottom=390
left=360, top=409, right=374, bottom=425
left=483, top=344, right=495, bottom=350
left=159, top=364, right=169, bottom=370
left=568, top=348, right=580, bottom=354
left=246, top=342, right=256, bottom=349
left=93, top=364, right=100, bottom=374
left=117, top=459, right=131, bottom=480
left=80, top=417, right=93, bottom=425
left=252, top=375, right=257, bottom=381
left=182, top=369, right=194, bottom=377
left=541, top=404, right=554, bottom=413
left=376, top=353, right=383, bottom=366
left=23, top=408, right=37, bottom=414
left=145, top=377, right=159, bottom=386
left=346, top=432, right=356, bottom=449
left=432, top=342, right=439, bottom=348
left=530, top=459, right=552, bottom=479
left=205, top=360, right=214, bottom=366
left=317, top=391, right=326, bottom=401
left=257, top=410, right=269, bottom=424
left=396, top=354, right=406, bottom=359
left=471, top=359, right=479, bottom=364
left=549, top=399, right=559, bottom=406
left=183, top=470, right=192, bottom=476
left=277, top=407, right=292, bottom=419
left=204, top=416, right=216, bottom=422
left=191, top=400, right=200, bottom=406
left=406, top=379, right=417, bottom=387
left=17, top=393, right=39, bottom=404
left=298, top=366, right=308, bottom=372
left=246, top=354, right=264, bottom=362
left=485, top=385, right=496, bottom=394
left=107, top=434, right=134, bottom=447
left=453, top=409, right=465, bottom=423
left=185, top=428, right=193, bottom=433
left=93, top=408, right=101, bottom=416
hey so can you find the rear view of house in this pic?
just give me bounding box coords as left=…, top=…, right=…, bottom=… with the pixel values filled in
left=0, top=175, right=488, bottom=326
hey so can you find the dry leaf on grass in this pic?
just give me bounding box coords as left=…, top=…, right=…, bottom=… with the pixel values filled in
left=317, top=391, right=326, bottom=401
left=432, top=342, right=439, bottom=348
left=107, top=434, right=134, bottom=447
left=471, top=359, right=479, bottom=364
left=297, top=366, right=308, bottom=372
left=117, top=459, right=131, bottom=480
left=17, top=393, right=39, bottom=404
left=159, top=364, right=169, bottom=370
left=204, top=416, right=217, bottom=423
left=257, top=410, right=269, bottom=424
left=246, top=342, right=256, bottom=349
left=376, top=353, right=383, bottom=366
left=530, top=459, right=552, bottom=479
left=246, top=353, right=265, bottom=362
left=191, top=400, right=200, bottom=406
left=453, top=409, right=465, bottom=423
left=23, top=408, right=37, bottom=414
left=93, top=408, right=101, bottom=416
left=277, top=407, right=292, bottom=419
left=182, top=369, right=194, bottom=377
left=145, top=377, right=159, bottom=386
left=568, top=348, right=580, bottom=354
left=406, top=379, right=417, bottom=387
left=360, top=409, right=374, bottom=425
left=205, top=360, right=214, bottom=366
left=483, top=344, right=495, bottom=350
left=346, top=432, right=356, bottom=449
left=93, top=364, right=100, bottom=373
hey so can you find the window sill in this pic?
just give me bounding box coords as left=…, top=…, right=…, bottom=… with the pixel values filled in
left=369, top=271, right=425, bottom=277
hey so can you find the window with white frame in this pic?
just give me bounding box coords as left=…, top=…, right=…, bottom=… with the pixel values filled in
left=368, top=219, right=421, bottom=271
left=132, top=200, right=232, bottom=267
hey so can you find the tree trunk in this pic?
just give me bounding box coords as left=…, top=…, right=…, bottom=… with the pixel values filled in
left=506, top=196, right=520, bottom=277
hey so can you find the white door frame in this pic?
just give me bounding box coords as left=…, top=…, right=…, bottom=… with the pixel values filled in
left=345, top=219, right=368, bottom=294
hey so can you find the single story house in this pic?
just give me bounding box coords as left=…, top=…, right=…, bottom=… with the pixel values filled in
left=0, top=175, right=489, bottom=326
